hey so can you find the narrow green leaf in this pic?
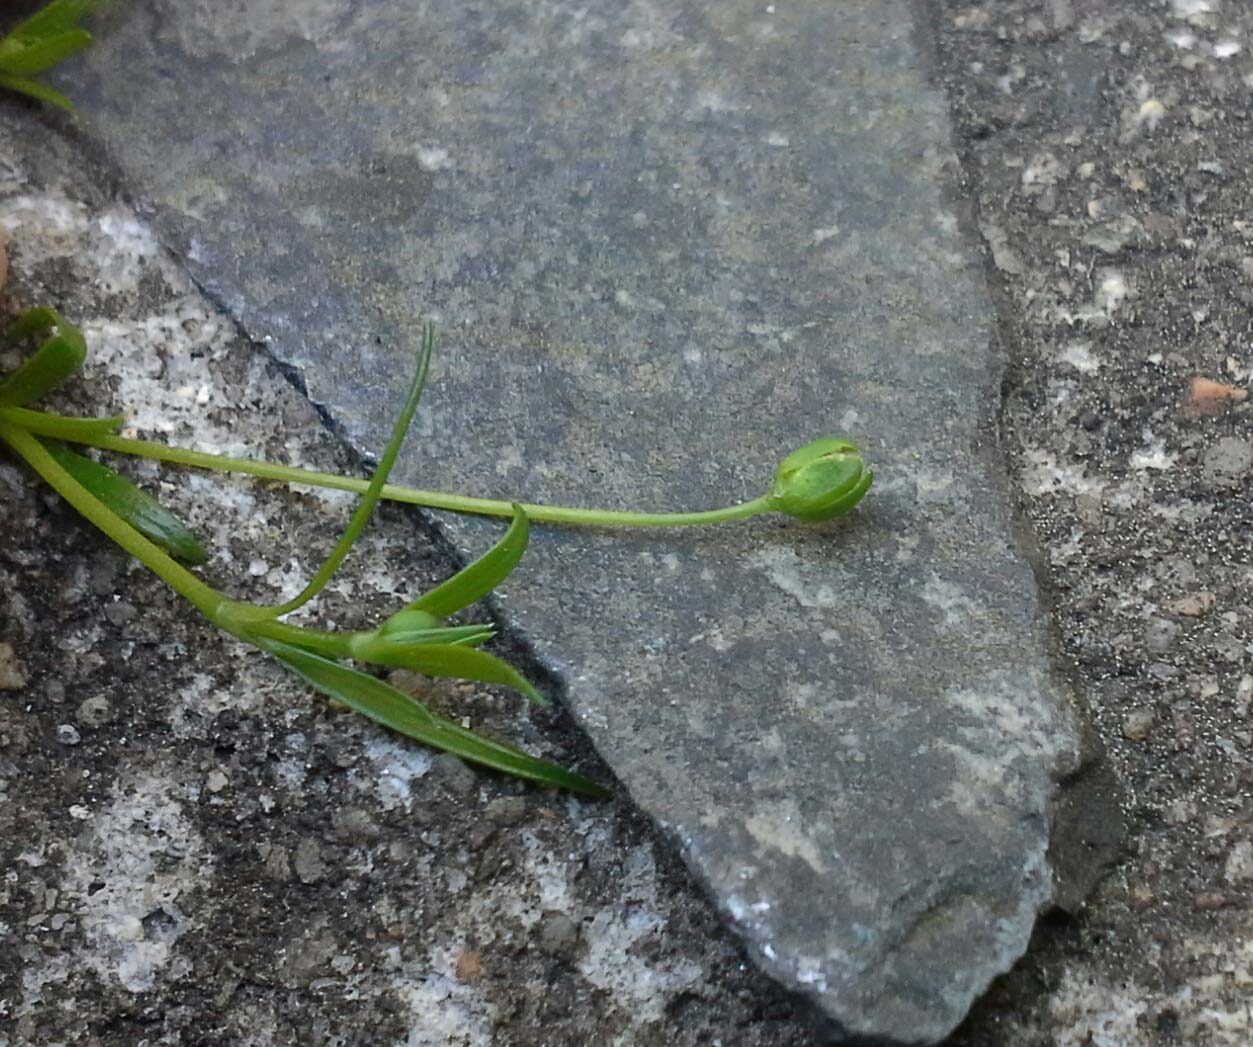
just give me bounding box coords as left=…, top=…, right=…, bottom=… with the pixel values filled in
left=42, top=441, right=209, bottom=564
left=350, top=634, right=544, bottom=704
left=0, top=306, right=60, bottom=348
left=376, top=609, right=493, bottom=645
left=0, top=30, right=91, bottom=76
left=0, top=72, right=73, bottom=110
left=259, top=638, right=608, bottom=798
left=0, top=317, right=87, bottom=407
left=5, top=0, right=93, bottom=42
left=268, top=322, right=433, bottom=617
left=408, top=505, right=529, bottom=619
left=369, top=623, right=495, bottom=647
left=0, top=405, right=124, bottom=440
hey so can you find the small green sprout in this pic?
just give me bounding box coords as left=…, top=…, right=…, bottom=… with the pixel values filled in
left=0, top=0, right=93, bottom=112
left=0, top=306, right=873, bottom=797
left=0, top=310, right=606, bottom=797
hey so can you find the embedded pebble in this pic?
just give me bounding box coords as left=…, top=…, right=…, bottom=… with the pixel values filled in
left=430, top=752, right=479, bottom=797
left=1224, top=840, right=1253, bottom=884
left=1202, top=437, right=1253, bottom=486
left=0, top=642, right=28, bottom=690
left=1165, top=593, right=1216, bottom=617
left=485, top=796, right=528, bottom=826
left=76, top=696, right=113, bottom=727
left=293, top=838, right=327, bottom=884
left=454, top=948, right=483, bottom=984
left=1082, top=216, right=1142, bottom=255
left=538, top=911, right=582, bottom=956
left=1182, top=376, right=1247, bottom=417
left=1122, top=708, right=1156, bottom=742
left=1145, top=619, right=1182, bottom=653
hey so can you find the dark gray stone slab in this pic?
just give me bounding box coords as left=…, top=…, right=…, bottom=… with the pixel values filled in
left=57, top=2, right=1090, bottom=1041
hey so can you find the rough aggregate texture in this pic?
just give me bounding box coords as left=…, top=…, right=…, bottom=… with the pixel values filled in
left=930, top=0, right=1253, bottom=1043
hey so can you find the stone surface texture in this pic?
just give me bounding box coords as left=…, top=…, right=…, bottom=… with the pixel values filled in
left=40, top=1, right=1105, bottom=1042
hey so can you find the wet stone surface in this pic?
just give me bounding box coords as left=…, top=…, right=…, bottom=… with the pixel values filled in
left=25, top=1, right=1120, bottom=1043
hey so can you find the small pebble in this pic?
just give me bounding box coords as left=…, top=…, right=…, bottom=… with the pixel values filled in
left=1235, top=676, right=1252, bottom=718
left=1171, top=707, right=1196, bottom=750
left=1145, top=618, right=1181, bottom=653
left=55, top=724, right=81, bottom=746
left=103, top=601, right=136, bottom=627
left=1224, top=840, right=1253, bottom=884
left=484, top=796, right=528, bottom=826
left=1135, top=98, right=1166, bottom=133
left=0, top=642, right=28, bottom=690
left=1165, top=798, right=1197, bottom=826
left=76, top=696, right=112, bottom=728
left=293, top=837, right=327, bottom=884
left=330, top=806, right=379, bottom=841
left=431, top=753, right=478, bottom=798
left=1165, top=592, right=1216, bottom=617
left=1202, top=437, right=1253, bottom=487
left=1122, top=708, right=1155, bottom=741
left=538, top=912, right=581, bottom=956
left=259, top=843, right=293, bottom=883
left=1182, top=376, right=1247, bottom=418
left=454, top=948, right=482, bottom=984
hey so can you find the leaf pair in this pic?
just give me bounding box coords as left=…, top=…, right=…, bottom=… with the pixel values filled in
left=0, top=0, right=93, bottom=111
left=262, top=638, right=604, bottom=796
left=241, top=501, right=603, bottom=795
left=345, top=507, right=539, bottom=700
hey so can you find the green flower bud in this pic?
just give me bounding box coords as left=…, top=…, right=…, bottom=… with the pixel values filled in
left=767, top=437, right=873, bottom=522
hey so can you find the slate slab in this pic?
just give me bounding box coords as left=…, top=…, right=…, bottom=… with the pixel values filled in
left=56, top=2, right=1102, bottom=1041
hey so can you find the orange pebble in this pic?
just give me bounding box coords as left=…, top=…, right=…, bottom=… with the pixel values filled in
left=1182, top=376, right=1247, bottom=418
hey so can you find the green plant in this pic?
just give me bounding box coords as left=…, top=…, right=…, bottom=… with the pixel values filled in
left=0, top=307, right=872, bottom=796
left=0, top=0, right=93, bottom=111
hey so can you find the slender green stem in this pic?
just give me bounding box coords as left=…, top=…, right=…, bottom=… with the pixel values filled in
left=0, top=418, right=232, bottom=625
left=0, top=405, right=125, bottom=438
left=265, top=324, right=432, bottom=617
left=5, top=416, right=776, bottom=527
left=243, top=617, right=354, bottom=657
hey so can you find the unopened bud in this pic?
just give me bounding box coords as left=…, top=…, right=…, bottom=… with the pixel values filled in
left=766, top=438, right=872, bottom=522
